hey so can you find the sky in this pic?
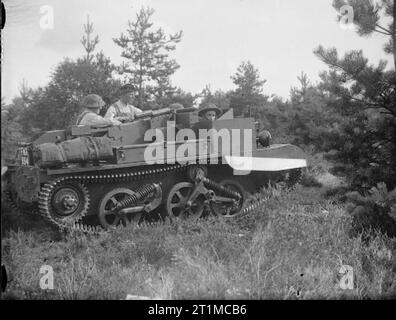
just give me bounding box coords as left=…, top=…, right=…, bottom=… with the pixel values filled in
left=1, top=0, right=393, bottom=103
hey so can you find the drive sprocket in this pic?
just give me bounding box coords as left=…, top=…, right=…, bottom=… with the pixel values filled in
left=38, top=179, right=90, bottom=228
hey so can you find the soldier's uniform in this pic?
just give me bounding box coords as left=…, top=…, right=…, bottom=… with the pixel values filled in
left=76, top=94, right=121, bottom=126
left=104, top=100, right=142, bottom=122
left=104, top=84, right=142, bottom=122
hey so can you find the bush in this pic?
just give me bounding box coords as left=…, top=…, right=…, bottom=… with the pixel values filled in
left=346, top=182, right=396, bottom=238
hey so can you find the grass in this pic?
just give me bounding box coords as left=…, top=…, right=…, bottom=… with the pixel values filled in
left=1, top=183, right=396, bottom=300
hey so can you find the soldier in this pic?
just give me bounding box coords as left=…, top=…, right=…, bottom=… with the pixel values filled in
left=257, top=130, right=272, bottom=147
left=198, top=103, right=222, bottom=121
left=76, top=94, right=121, bottom=126
left=105, top=84, right=143, bottom=123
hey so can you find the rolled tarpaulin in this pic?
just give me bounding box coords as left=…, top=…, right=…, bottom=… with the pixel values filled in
left=33, top=136, right=114, bottom=168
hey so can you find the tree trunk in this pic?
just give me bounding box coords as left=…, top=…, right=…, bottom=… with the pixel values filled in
left=138, top=80, right=143, bottom=109
left=138, top=53, right=143, bottom=109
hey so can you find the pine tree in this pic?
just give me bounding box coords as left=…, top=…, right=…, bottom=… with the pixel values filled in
left=80, top=15, right=99, bottom=63
left=333, top=0, right=395, bottom=69
left=314, top=0, right=396, bottom=189
left=230, top=61, right=267, bottom=117
left=231, top=61, right=266, bottom=96
left=290, top=71, right=310, bottom=103
left=113, top=7, right=183, bottom=109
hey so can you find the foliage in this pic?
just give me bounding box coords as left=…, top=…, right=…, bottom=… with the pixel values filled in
left=313, top=0, right=396, bottom=190
left=80, top=15, right=100, bottom=63
left=333, top=0, right=395, bottom=68
left=251, top=72, right=342, bottom=151
left=1, top=98, right=25, bottom=163
left=198, top=85, right=232, bottom=112
left=18, top=54, right=121, bottom=133
left=14, top=20, right=121, bottom=133
left=285, top=73, right=340, bottom=149
left=346, top=182, right=396, bottom=237
left=229, top=61, right=268, bottom=117
left=154, top=87, right=196, bottom=109
left=113, top=7, right=183, bottom=109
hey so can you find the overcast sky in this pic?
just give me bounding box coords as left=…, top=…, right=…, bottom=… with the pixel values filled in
left=2, top=0, right=393, bottom=103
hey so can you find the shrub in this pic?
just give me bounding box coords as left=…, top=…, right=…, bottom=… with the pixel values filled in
left=346, top=183, right=396, bottom=238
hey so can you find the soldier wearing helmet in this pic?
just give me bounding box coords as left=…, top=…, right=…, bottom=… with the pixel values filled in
left=104, top=84, right=143, bottom=123
left=198, top=103, right=222, bottom=121
left=257, top=130, right=272, bottom=147
left=76, top=94, right=121, bottom=126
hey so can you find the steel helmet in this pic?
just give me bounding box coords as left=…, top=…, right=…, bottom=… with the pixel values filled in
left=81, top=94, right=105, bottom=109
left=258, top=130, right=272, bottom=147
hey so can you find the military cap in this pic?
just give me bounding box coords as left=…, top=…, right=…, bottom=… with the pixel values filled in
left=81, top=94, right=105, bottom=109
left=198, top=103, right=222, bottom=117
left=119, top=83, right=136, bottom=96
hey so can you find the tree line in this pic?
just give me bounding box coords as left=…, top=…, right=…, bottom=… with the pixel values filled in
left=2, top=1, right=395, bottom=193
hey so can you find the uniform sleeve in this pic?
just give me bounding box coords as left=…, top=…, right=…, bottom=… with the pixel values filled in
left=130, top=105, right=143, bottom=117
left=108, top=118, right=122, bottom=125
left=104, top=105, right=116, bottom=120
left=133, top=106, right=143, bottom=114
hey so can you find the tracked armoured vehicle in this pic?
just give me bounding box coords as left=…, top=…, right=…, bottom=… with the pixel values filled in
left=3, top=107, right=307, bottom=233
